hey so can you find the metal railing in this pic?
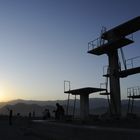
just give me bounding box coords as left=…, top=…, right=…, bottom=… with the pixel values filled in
left=88, top=37, right=108, bottom=51
left=100, top=82, right=107, bottom=94
left=100, top=82, right=107, bottom=89
left=88, top=37, right=100, bottom=51
left=127, top=86, right=140, bottom=97
left=126, top=56, right=140, bottom=69
left=64, top=80, right=71, bottom=92
left=103, top=65, right=109, bottom=75
left=88, top=33, right=134, bottom=52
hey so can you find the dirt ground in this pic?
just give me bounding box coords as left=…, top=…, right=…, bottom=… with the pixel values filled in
left=1, top=116, right=140, bottom=140
left=0, top=117, right=43, bottom=140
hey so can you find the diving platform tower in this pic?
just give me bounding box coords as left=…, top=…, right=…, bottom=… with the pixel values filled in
left=88, top=16, right=140, bottom=116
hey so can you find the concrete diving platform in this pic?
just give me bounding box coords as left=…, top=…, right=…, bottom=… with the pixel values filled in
left=88, top=38, right=133, bottom=55
left=100, top=92, right=110, bottom=95
left=103, top=67, right=140, bottom=78
left=64, top=87, right=106, bottom=120
left=120, top=67, right=140, bottom=78
left=102, top=16, right=140, bottom=40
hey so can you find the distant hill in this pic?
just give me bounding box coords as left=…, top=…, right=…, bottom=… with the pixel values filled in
left=0, top=103, right=55, bottom=116
left=0, top=98, right=140, bottom=116
left=0, top=98, right=108, bottom=108
left=0, top=99, right=68, bottom=107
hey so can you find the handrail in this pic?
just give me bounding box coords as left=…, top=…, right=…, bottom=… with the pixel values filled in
left=100, top=82, right=107, bottom=94
left=127, top=86, right=140, bottom=97
left=103, top=65, right=109, bottom=75
left=88, top=33, right=133, bottom=52
left=64, top=80, right=71, bottom=92
left=126, top=56, right=140, bottom=69
left=88, top=37, right=101, bottom=51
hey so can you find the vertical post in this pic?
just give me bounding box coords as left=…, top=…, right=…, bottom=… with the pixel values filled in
left=131, top=98, right=134, bottom=113
left=107, top=94, right=112, bottom=115
left=66, top=93, right=70, bottom=116
left=73, top=95, right=76, bottom=119
left=127, top=97, right=131, bottom=114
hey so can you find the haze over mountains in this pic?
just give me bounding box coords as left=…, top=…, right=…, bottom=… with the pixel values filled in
left=0, top=98, right=140, bottom=116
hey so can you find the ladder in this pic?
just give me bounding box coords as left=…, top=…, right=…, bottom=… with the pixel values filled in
left=64, top=81, right=77, bottom=119
left=100, top=66, right=112, bottom=114
left=64, top=81, right=71, bottom=116
left=127, top=86, right=140, bottom=115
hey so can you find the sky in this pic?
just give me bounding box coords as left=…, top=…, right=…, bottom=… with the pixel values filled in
left=0, top=0, right=139, bottom=101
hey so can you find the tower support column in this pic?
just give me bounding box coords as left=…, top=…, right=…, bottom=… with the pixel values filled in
left=80, top=94, right=89, bottom=120
left=108, top=50, right=121, bottom=116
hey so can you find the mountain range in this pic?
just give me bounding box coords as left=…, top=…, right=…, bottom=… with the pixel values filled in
left=0, top=98, right=140, bottom=117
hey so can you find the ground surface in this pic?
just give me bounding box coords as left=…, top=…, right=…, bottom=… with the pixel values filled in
left=1, top=116, right=140, bottom=140
left=0, top=117, right=43, bottom=140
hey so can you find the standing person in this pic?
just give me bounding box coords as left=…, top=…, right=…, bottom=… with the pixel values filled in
left=29, top=112, right=32, bottom=120
left=47, top=109, right=51, bottom=119
left=32, top=110, right=35, bottom=119
left=55, top=103, right=65, bottom=120
left=7, top=108, right=13, bottom=125
left=55, top=103, right=60, bottom=120
left=59, top=105, right=65, bottom=120
left=28, top=112, right=32, bottom=126
left=43, top=109, right=51, bottom=120
left=9, top=109, right=13, bottom=125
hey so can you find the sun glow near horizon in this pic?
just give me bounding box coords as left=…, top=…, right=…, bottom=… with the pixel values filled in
left=0, top=80, right=64, bottom=102
left=0, top=80, right=20, bottom=102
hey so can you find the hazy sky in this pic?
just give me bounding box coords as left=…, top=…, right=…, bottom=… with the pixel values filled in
left=0, top=0, right=139, bottom=101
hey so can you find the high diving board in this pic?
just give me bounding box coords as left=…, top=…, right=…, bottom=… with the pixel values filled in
left=64, top=87, right=106, bottom=95
left=88, top=37, right=133, bottom=55
left=120, top=67, right=140, bottom=78
left=103, top=67, right=140, bottom=78
left=102, top=16, right=140, bottom=40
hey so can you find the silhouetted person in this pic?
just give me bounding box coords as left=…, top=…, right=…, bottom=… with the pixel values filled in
left=29, top=112, right=32, bottom=119
left=17, top=113, right=20, bottom=117
left=28, top=112, right=32, bottom=126
left=43, top=109, right=51, bottom=120
left=9, top=109, right=13, bottom=125
left=55, top=103, right=65, bottom=120
left=32, top=110, right=35, bottom=118
left=47, top=109, right=51, bottom=119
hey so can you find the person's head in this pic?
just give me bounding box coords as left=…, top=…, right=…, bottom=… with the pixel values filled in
left=56, top=103, right=59, bottom=107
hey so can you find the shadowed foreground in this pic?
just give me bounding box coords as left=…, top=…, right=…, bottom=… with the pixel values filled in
left=0, top=117, right=42, bottom=140
left=1, top=116, right=140, bottom=140
left=30, top=119, right=140, bottom=140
